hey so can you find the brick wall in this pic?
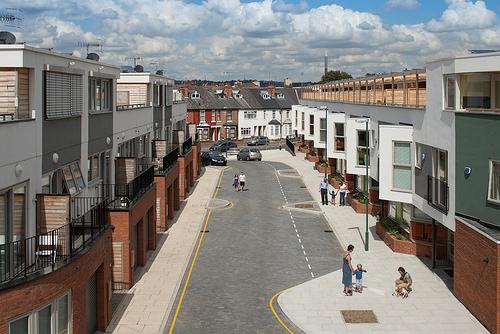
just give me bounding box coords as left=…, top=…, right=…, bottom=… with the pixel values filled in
left=454, top=220, right=499, bottom=333
left=178, top=150, right=194, bottom=200
left=154, top=162, right=179, bottom=231
left=192, top=142, right=202, bottom=179
left=0, top=228, right=113, bottom=334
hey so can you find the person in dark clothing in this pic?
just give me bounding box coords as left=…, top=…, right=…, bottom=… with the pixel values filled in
left=319, top=178, right=329, bottom=205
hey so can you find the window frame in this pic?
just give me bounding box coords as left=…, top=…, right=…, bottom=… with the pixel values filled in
left=488, top=160, right=500, bottom=204
left=356, top=130, right=370, bottom=167
left=415, top=142, right=422, bottom=169
left=334, top=123, right=345, bottom=152
left=226, top=110, right=232, bottom=122
left=89, top=77, right=112, bottom=112
left=444, top=75, right=456, bottom=110
left=392, top=141, right=412, bottom=192
left=301, top=112, right=305, bottom=130
left=319, top=118, right=327, bottom=142
left=309, top=115, right=315, bottom=135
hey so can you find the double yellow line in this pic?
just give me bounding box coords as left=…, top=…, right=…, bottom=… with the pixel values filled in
left=269, top=289, right=295, bottom=334
left=168, top=169, right=224, bottom=334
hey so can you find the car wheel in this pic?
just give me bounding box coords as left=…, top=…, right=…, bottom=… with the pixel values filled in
left=258, top=158, right=262, bottom=161
left=246, top=156, right=250, bottom=161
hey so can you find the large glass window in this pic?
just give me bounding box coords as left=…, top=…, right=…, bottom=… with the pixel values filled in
left=489, top=160, right=500, bottom=204
left=309, top=115, right=314, bottom=135
left=62, top=162, right=85, bottom=195
left=9, top=316, right=28, bottom=334
left=334, top=123, right=345, bottom=151
left=89, top=77, right=112, bottom=112
left=459, top=74, right=491, bottom=109
left=445, top=76, right=456, bottom=109
left=393, top=142, right=412, bottom=191
left=38, top=304, right=52, bottom=333
left=0, top=183, right=27, bottom=245
left=301, top=112, right=304, bottom=130
left=319, top=118, right=327, bottom=142
left=356, top=130, right=370, bottom=166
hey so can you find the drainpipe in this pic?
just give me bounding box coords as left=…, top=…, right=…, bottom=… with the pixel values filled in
left=432, top=219, right=436, bottom=269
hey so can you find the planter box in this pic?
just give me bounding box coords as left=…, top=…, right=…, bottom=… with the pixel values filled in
left=306, top=153, right=320, bottom=163
left=347, top=195, right=382, bottom=215
left=376, top=222, right=416, bottom=255
left=299, top=147, right=310, bottom=154
left=315, top=162, right=333, bottom=174
left=329, top=178, right=344, bottom=189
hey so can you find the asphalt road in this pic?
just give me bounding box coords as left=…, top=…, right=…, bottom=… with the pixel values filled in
left=166, top=161, right=343, bottom=333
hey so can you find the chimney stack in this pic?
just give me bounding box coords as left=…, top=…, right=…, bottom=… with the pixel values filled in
left=223, top=84, right=233, bottom=97
left=267, top=85, right=276, bottom=97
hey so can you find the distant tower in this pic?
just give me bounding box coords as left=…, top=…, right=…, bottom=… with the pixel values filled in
left=324, top=51, right=328, bottom=75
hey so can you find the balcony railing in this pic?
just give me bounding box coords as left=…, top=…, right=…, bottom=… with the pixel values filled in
left=117, top=103, right=148, bottom=111
left=100, top=165, right=155, bottom=209
left=161, top=147, right=179, bottom=174
left=427, top=175, right=449, bottom=214
left=0, top=197, right=109, bottom=287
left=181, top=137, right=193, bottom=156
left=286, top=137, right=295, bottom=156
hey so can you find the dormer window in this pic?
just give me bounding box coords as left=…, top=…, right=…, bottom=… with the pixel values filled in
left=260, top=91, right=271, bottom=99
left=234, top=93, right=242, bottom=99
left=276, top=93, right=285, bottom=99
left=191, top=91, right=200, bottom=99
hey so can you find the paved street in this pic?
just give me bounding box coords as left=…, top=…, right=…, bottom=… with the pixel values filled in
left=166, top=161, right=344, bottom=333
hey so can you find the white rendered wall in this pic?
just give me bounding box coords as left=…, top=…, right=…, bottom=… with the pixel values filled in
left=346, top=118, right=371, bottom=176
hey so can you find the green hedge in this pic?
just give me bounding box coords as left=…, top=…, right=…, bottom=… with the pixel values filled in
left=379, top=217, right=408, bottom=240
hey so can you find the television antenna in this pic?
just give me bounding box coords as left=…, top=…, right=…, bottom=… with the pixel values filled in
left=126, top=56, right=143, bottom=67
left=0, top=7, right=24, bottom=29
left=77, top=40, right=103, bottom=57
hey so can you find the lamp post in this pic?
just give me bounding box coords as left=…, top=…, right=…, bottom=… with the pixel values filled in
left=356, top=118, right=370, bottom=251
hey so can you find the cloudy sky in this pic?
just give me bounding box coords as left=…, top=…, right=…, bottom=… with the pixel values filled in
left=3, top=0, right=500, bottom=82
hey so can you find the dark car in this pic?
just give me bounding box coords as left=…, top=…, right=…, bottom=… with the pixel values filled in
left=237, top=148, right=262, bottom=161
left=209, top=140, right=237, bottom=152
left=201, top=151, right=227, bottom=166
left=246, top=136, right=269, bottom=146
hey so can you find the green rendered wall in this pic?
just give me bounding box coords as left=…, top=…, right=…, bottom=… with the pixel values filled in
left=456, top=113, right=500, bottom=226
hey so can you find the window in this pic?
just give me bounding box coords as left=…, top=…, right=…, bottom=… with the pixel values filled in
left=226, top=111, right=232, bottom=122
left=272, top=111, right=276, bottom=119
left=356, top=175, right=367, bottom=192
left=62, top=162, right=85, bottom=195
left=415, top=143, right=422, bottom=169
left=301, top=112, right=305, bottom=130
left=286, top=111, right=290, bottom=119
left=0, top=183, right=27, bottom=246
left=229, top=127, right=236, bottom=139
left=295, top=110, right=298, bottom=127
left=88, top=152, right=106, bottom=183
left=202, top=128, right=209, bottom=140
left=200, top=111, right=205, bottom=123
left=216, top=111, right=221, bottom=122
left=388, top=202, right=411, bottom=230
left=191, top=91, right=200, bottom=99
left=319, top=118, right=326, bottom=142
left=244, top=111, right=256, bottom=119
left=334, top=123, right=345, bottom=151
left=393, top=142, right=412, bottom=191
left=309, top=115, right=314, bottom=135
left=89, top=77, right=112, bottom=112
left=459, top=74, right=491, bottom=109
left=241, top=127, right=251, bottom=135
left=357, top=130, right=370, bottom=166
left=263, top=111, right=266, bottom=119
left=211, top=111, right=215, bottom=121
left=9, top=293, right=71, bottom=334
left=444, top=76, right=455, bottom=110
left=45, top=71, right=83, bottom=119
left=488, top=160, right=500, bottom=204
left=153, top=84, right=161, bottom=106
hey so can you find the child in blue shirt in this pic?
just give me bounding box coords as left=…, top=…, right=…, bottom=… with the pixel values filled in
left=354, top=264, right=367, bottom=293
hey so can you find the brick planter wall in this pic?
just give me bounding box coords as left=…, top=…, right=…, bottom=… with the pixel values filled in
left=314, top=162, right=333, bottom=175
left=454, top=219, right=500, bottom=334
left=306, top=153, right=320, bottom=163
left=298, top=147, right=310, bottom=154
left=347, top=195, right=381, bottom=215
left=376, top=222, right=416, bottom=255
left=329, top=178, right=344, bottom=189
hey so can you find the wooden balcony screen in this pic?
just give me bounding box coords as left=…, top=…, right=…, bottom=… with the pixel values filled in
left=0, top=68, right=30, bottom=120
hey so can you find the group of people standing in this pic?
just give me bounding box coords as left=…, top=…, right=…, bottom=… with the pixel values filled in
left=342, top=244, right=412, bottom=298
left=319, top=178, right=348, bottom=206
left=233, top=172, right=246, bottom=192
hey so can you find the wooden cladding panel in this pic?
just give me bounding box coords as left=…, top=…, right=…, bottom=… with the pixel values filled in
left=36, top=195, right=70, bottom=233
left=116, top=83, right=148, bottom=106
left=152, top=140, right=167, bottom=159
left=0, top=69, right=30, bottom=118
left=112, top=242, right=124, bottom=290
left=115, top=157, right=137, bottom=185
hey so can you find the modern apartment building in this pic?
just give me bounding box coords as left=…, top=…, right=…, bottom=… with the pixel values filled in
left=295, top=52, right=500, bottom=333
left=0, top=40, right=198, bottom=333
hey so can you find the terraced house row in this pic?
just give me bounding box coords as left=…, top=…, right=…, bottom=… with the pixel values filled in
left=294, top=51, right=500, bottom=333
left=0, top=41, right=201, bottom=333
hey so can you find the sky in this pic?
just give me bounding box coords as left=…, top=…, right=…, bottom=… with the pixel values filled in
left=3, top=0, right=500, bottom=82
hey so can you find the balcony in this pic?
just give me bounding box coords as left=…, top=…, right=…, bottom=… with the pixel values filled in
left=181, top=137, right=193, bottom=156
left=156, top=147, right=179, bottom=175
left=100, top=165, right=155, bottom=209
left=0, top=196, right=109, bottom=288
left=427, top=175, right=449, bottom=214
left=0, top=68, right=31, bottom=123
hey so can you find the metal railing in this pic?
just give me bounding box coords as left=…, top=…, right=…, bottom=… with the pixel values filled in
left=427, top=175, right=449, bottom=214
left=181, top=137, right=193, bottom=155
left=286, top=137, right=295, bottom=156
left=0, top=197, right=109, bottom=286
left=100, top=165, right=155, bottom=208
left=116, top=103, right=148, bottom=111
left=161, top=147, right=179, bottom=174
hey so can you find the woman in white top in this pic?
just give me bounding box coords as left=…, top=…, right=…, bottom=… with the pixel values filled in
left=238, top=172, right=246, bottom=191
left=339, top=182, right=347, bottom=206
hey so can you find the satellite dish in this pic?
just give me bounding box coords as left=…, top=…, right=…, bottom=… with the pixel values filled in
left=134, top=65, right=144, bottom=73
left=0, top=31, right=16, bottom=44
left=86, top=52, right=100, bottom=61
left=156, top=70, right=163, bottom=75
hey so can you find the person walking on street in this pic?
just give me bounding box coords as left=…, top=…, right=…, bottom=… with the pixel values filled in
left=342, top=244, right=355, bottom=296
left=339, top=182, right=347, bottom=206
left=319, top=178, right=329, bottom=205
left=233, top=174, right=239, bottom=191
left=239, top=171, right=246, bottom=191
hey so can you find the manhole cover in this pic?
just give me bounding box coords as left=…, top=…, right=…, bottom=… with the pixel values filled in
left=295, top=203, right=313, bottom=209
left=341, top=310, right=378, bottom=324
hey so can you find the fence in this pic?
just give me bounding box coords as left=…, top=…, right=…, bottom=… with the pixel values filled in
left=162, top=147, right=179, bottom=174
left=286, top=137, right=295, bottom=156
left=181, top=137, right=193, bottom=156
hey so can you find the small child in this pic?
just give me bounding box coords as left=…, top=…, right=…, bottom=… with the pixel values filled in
left=354, top=264, right=367, bottom=293
left=330, top=188, right=338, bottom=205
left=233, top=174, right=239, bottom=191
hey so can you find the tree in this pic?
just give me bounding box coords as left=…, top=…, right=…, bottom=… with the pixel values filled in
left=320, top=70, right=352, bottom=83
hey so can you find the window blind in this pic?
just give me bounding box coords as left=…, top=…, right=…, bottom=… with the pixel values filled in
left=45, top=71, right=83, bottom=119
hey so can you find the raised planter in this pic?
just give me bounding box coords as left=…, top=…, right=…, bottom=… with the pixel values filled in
left=306, top=153, right=320, bottom=163
left=376, top=222, right=416, bottom=255
left=314, top=162, right=333, bottom=174
left=329, top=177, right=343, bottom=189
left=298, top=146, right=310, bottom=154
left=347, top=195, right=381, bottom=215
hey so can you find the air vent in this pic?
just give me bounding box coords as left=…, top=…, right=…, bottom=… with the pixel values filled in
left=86, top=52, right=100, bottom=61
left=156, top=70, right=163, bottom=75
left=0, top=31, right=16, bottom=44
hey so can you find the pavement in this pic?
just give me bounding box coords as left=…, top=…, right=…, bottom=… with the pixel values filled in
left=105, top=166, right=223, bottom=334
left=164, top=160, right=343, bottom=333
left=261, top=150, right=489, bottom=334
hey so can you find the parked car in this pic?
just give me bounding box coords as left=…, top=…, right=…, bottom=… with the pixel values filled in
left=237, top=148, right=262, bottom=161
left=209, top=140, right=237, bottom=152
left=246, top=136, right=269, bottom=146
left=201, top=151, right=227, bottom=166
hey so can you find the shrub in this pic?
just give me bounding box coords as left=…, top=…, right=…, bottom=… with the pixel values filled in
left=379, top=217, right=408, bottom=240
left=330, top=172, right=344, bottom=183
left=318, top=160, right=328, bottom=167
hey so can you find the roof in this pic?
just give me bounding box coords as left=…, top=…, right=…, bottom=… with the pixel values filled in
left=268, top=119, right=281, bottom=125
left=457, top=215, right=500, bottom=243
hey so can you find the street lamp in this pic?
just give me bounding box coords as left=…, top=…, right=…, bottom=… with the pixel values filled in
left=319, top=106, right=328, bottom=179
left=355, top=118, right=370, bottom=251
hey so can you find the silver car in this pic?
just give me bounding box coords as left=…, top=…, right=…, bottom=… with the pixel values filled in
left=237, top=148, right=262, bottom=161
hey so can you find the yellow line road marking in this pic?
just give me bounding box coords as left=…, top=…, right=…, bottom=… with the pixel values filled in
left=269, top=289, right=294, bottom=334
left=168, top=168, right=224, bottom=334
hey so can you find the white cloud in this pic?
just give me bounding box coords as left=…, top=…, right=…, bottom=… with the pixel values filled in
left=386, top=0, right=420, bottom=10
left=427, top=0, right=497, bottom=32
